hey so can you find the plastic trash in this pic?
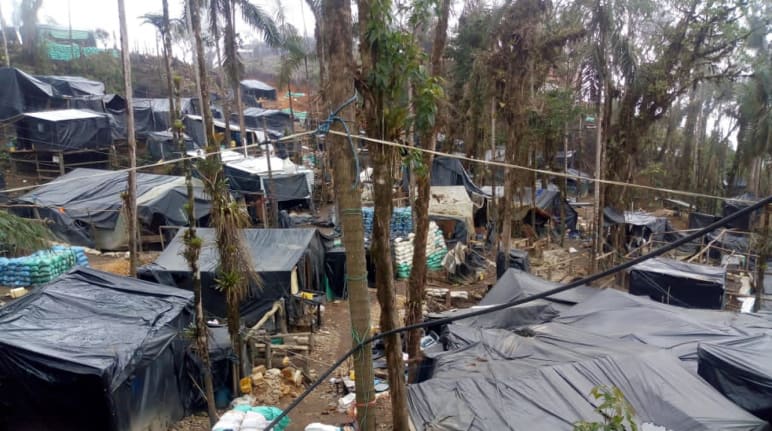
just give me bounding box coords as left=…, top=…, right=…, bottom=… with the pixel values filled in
left=337, top=393, right=356, bottom=413
left=305, top=424, right=342, bottom=431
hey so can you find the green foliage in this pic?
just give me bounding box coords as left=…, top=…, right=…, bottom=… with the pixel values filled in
left=0, top=210, right=52, bottom=257
left=574, top=386, right=638, bottom=431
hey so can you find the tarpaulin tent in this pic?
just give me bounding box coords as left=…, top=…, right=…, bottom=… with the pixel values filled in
left=236, top=107, right=293, bottom=134
left=688, top=211, right=720, bottom=229
left=134, top=98, right=194, bottom=133
left=0, top=267, right=194, bottom=431
left=699, top=334, right=772, bottom=421
left=409, top=344, right=767, bottom=430
left=13, top=168, right=211, bottom=249
left=221, top=155, right=314, bottom=202
left=146, top=130, right=199, bottom=161
left=483, top=186, right=578, bottom=232
left=241, top=79, right=277, bottom=102
left=15, top=109, right=112, bottom=151
left=0, top=67, right=55, bottom=120
left=36, top=74, right=105, bottom=96
left=553, top=288, right=772, bottom=371
left=182, top=114, right=265, bottom=148
left=723, top=193, right=760, bottom=231
left=628, top=257, right=726, bottom=309
left=138, top=228, right=326, bottom=326
left=429, top=156, right=489, bottom=199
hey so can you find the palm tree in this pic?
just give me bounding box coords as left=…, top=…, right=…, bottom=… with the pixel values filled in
left=188, top=0, right=258, bottom=390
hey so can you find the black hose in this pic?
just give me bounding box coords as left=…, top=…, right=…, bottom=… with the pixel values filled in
left=265, top=194, right=772, bottom=430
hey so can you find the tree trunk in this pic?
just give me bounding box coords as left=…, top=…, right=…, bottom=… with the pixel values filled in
left=226, top=0, right=249, bottom=156
left=117, top=0, right=138, bottom=276
left=405, top=0, right=451, bottom=383
left=175, top=69, right=217, bottom=425
left=500, top=126, right=517, bottom=266
left=322, top=1, right=376, bottom=430
left=162, top=0, right=177, bottom=142
left=0, top=4, right=10, bottom=67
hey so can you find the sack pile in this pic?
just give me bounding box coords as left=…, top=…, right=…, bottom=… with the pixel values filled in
left=392, top=222, right=448, bottom=279
left=361, top=207, right=413, bottom=239
left=0, top=246, right=89, bottom=287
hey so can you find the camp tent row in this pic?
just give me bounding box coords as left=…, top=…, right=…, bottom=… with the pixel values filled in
left=413, top=268, right=772, bottom=430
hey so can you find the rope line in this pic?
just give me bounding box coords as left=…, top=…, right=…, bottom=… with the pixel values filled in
left=326, top=130, right=752, bottom=203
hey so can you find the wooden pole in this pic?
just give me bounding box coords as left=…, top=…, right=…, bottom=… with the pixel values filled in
left=262, top=118, right=279, bottom=227
left=0, top=3, right=10, bottom=67
left=591, top=95, right=603, bottom=274
left=117, top=0, right=138, bottom=276
left=756, top=204, right=769, bottom=312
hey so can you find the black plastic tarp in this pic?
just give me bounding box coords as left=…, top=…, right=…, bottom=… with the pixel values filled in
left=723, top=193, right=760, bottom=230
left=688, top=211, right=720, bottom=229
left=36, top=75, right=105, bottom=96
left=628, top=257, right=726, bottom=309
left=430, top=156, right=490, bottom=199
left=241, top=79, right=277, bottom=101
left=0, top=67, right=55, bottom=120
left=495, top=248, right=530, bottom=278
left=16, top=109, right=112, bottom=151
left=224, top=164, right=311, bottom=202
left=553, top=288, right=772, bottom=371
left=147, top=131, right=199, bottom=161
left=324, top=246, right=347, bottom=299
left=408, top=348, right=767, bottom=431
left=604, top=208, right=668, bottom=233
left=13, top=168, right=211, bottom=248
left=0, top=267, right=194, bottom=431
left=236, top=107, right=292, bottom=134
left=698, top=334, right=772, bottom=421
left=138, top=228, right=326, bottom=326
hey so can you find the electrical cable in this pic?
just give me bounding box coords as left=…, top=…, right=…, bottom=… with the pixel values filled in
left=264, top=193, right=772, bottom=430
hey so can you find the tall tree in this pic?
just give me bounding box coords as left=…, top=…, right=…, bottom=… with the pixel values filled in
left=20, top=0, right=42, bottom=62
left=189, top=0, right=257, bottom=385
left=0, top=3, right=10, bottom=67
left=405, top=0, right=450, bottom=382
left=322, top=0, right=377, bottom=429
left=117, top=0, right=138, bottom=276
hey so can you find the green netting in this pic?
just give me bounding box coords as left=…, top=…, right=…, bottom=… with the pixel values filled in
left=45, top=42, right=118, bottom=61
left=281, top=108, right=307, bottom=120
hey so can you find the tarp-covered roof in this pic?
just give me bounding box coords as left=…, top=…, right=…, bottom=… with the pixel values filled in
left=24, top=108, right=104, bottom=121
left=13, top=168, right=211, bottom=247
left=36, top=74, right=105, bottom=96
left=699, top=334, right=772, bottom=421
left=154, top=228, right=317, bottom=273
left=411, top=269, right=772, bottom=430
left=139, top=228, right=326, bottom=326
left=0, top=67, right=55, bottom=120
left=428, top=186, right=475, bottom=235
left=17, top=108, right=113, bottom=150
left=483, top=186, right=578, bottom=231
left=430, top=156, right=490, bottom=198
left=241, top=79, right=277, bottom=101
left=628, top=257, right=726, bottom=309
left=0, top=267, right=193, bottom=431
left=630, top=257, right=726, bottom=284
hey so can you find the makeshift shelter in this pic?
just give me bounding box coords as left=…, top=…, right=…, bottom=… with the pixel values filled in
left=483, top=186, right=578, bottom=233
left=13, top=168, right=212, bottom=249
left=428, top=186, right=475, bottom=243
left=411, top=269, right=772, bottom=430
left=723, top=193, right=760, bottom=230
left=628, top=257, right=726, bottom=309
left=134, top=97, right=194, bottom=133
left=36, top=74, right=105, bottom=97
left=221, top=154, right=314, bottom=203
left=183, top=114, right=265, bottom=148
left=495, top=248, right=530, bottom=278
left=699, top=334, right=772, bottom=421
left=0, top=67, right=56, bottom=120
left=562, top=168, right=591, bottom=196
left=146, top=130, right=199, bottom=161
left=0, top=267, right=194, bottom=431
left=241, top=79, right=277, bottom=103
left=138, top=228, right=326, bottom=326
left=236, top=107, right=293, bottom=134
left=429, top=156, right=489, bottom=199
left=15, top=109, right=112, bottom=151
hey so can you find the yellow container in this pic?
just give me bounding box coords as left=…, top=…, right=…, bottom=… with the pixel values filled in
left=300, top=292, right=315, bottom=300
left=239, top=377, right=252, bottom=394
left=349, top=370, right=355, bottom=380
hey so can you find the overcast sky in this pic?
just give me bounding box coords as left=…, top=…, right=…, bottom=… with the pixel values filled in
left=0, top=0, right=316, bottom=53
